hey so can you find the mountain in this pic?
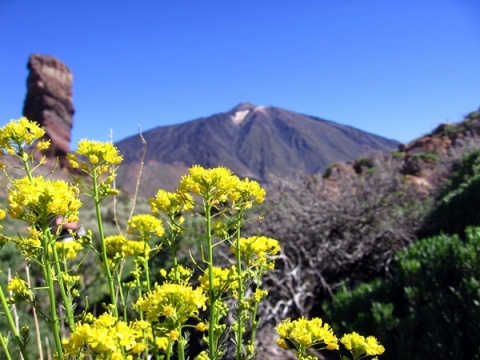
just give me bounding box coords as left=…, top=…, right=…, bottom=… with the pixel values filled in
left=114, top=103, right=400, bottom=196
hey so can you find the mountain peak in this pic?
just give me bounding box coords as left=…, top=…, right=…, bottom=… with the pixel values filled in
left=115, top=103, right=400, bottom=196
left=229, top=102, right=259, bottom=125
left=230, top=102, right=257, bottom=112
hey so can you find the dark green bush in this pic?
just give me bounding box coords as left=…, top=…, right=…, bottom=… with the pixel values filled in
left=322, top=227, right=480, bottom=360
left=409, top=152, right=440, bottom=163
left=422, top=149, right=480, bottom=236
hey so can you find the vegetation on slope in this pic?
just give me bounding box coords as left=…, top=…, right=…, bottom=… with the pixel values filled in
left=1, top=108, right=480, bottom=359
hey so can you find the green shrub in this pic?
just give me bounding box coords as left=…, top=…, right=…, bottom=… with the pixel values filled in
left=422, top=149, right=480, bottom=236
left=443, top=124, right=460, bottom=136
left=323, top=227, right=480, bottom=360
left=408, top=152, right=440, bottom=163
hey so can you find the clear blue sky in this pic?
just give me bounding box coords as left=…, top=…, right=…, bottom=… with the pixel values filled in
left=1, top=1, right=480, bottom=148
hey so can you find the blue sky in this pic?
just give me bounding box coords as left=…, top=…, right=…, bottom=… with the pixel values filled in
left=1, top=1, right=480, bottom=148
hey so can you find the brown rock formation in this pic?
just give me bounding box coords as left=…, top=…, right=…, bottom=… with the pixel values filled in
left=23, top=54, right=74, bottom=167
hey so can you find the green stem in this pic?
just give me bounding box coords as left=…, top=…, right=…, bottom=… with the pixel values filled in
left=165, top=339, right=172, bottom=360
left=246, top=267, right=265, bottom=359
left=41, top=231, right=64, bottom=358
left=144, top=243, right=152, bottom=292
left=20, top=151, right=34, bottom=182
left=234, top=219, right=245, bottom=360
left=92, top=169, right=118, bottom=317
left=116, top=273, right=127, bottom=320
left=248, top=289, right=261, bottom=358
left=136, top=276, right=160, bottom=360
left=205, top=200, right=218, bottom=359
left=171, top=243, right=178, bottom=284
left=177, top=327, right=186, bottom=360
left=51, top=245, right=75, bottom=329
left=0, top=286, right=28, bottom=360
left=0, top=331, right=12, bottom=360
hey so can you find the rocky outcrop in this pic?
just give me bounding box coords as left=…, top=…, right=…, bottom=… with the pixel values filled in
left=23, top=54, right=74, bottom=167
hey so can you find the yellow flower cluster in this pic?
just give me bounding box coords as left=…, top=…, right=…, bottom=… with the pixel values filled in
left=153, top=336, right=170, bottom=351
left=135, top=283, right=207, bottom=324
left=69, top=139, right=123, bottom=166
left=8, top=176, right=81, bottom=222
left=105, top=235, right=150, bottom=265
left=232, top=177, right=266, bottom=209
left=178, top=165, right=265, bottom=208
left=195, top=350, right=210, bottom=360
left=0, top=117, right=47, bottom=155
left=198, top=266, right=238, bottom=296
left=0, top=208, right=5, bottom=231
left=160, top=264, right=193, bottom=284
left=252, top=288, right=268, bottom=303
left=232, top=236, right=281, bottom=269
left=15, top=231, right=41, bottom=259
left=195, top=322, right=209, bottom=332
left=62, top=273, right=80, bottom=289
left=56, top=240, right=84, bottom=260
left=127, top=214, right=165, bottom=240
left=276, top=317, right=339, bottom=351
left=150, top=189, right=194, bottom=215
left=7, top=275, right=32, bottom=303
left=62, top=313, right=147, bottom=359
left=67, top=139, right=123, bottom=182
left=340, top=332, right=385, bottom=359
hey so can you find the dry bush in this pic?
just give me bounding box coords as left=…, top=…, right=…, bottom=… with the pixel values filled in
left=255, top=154, right=426, bottom=324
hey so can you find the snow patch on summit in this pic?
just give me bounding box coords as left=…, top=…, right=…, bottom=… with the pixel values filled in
left=231, top=109, right=250, bottom=125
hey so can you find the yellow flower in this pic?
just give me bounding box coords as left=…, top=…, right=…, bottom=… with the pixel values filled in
left=62, top=314, right=147, bottom=357
left=341, top=332, right=385, bottom=357
left=162, top=264, right=193, bottom=284
left=150, top=189, right=195, bottom=217
left=127, top=214, right=164, bottom=240
left=232, top=236, right=281, bottom=270
left=0, top=117, right=46, bottom=155
left=36, top=139, right=51, bottom=150
left=198, top=266, right=238, bottom=296
left=177, top=165, right=267, bottom=212
left=276, top=338, right=288, bottom=349
left=233, top=177, right=266, bottom=208
left=68, top=139, right=123, bottom=177
left=252, top=288, right=268, bottom=303
left=8, top=176, right=81, bottom=221
left=135, top=283, right=207, bottom=324
left=178, top=165, right=241, bottom=206
left=168, top=329, right=180, bottom=341
left=61, top=273, right=80, bottom=289
left=75, top=139, right=123, bottom=165
left=7, top=275, right=32, bottom=303
left=195, top=351, right=210, bottom=360
left=0, top=208, right=5, bottom=231
left=155, top=337, right=169, bottom=351
left=275, top=317, right=339, bottom=351
left=195, top=322, right=209, bottom=332
left=163, top=305, right=175, bottom=317
left=150, top=189, right=180, bottom=213
left=105, top=235, right=150, bottom=266
left=56, top=240, right=84, bottom=260
left=16, top=234, right=42, bottom=259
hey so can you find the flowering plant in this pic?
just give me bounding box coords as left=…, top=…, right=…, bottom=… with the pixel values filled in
left=0, top=118, right=384, bottom=360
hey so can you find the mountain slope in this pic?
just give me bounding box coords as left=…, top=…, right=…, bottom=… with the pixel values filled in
left=115, top=103, right=399, bottom=196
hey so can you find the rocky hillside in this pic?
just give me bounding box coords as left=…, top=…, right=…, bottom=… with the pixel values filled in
left=115, top=102, right=399, bottom=196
